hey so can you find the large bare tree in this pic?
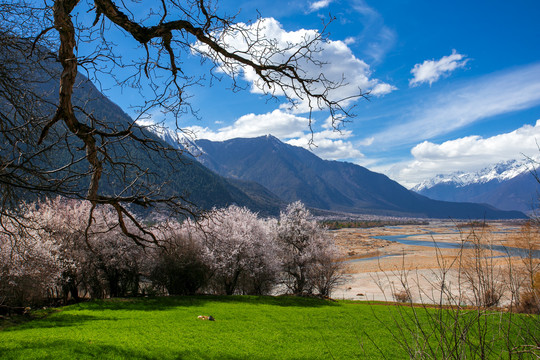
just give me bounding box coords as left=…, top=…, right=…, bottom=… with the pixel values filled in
left=0, top=0, right=365, bottom=243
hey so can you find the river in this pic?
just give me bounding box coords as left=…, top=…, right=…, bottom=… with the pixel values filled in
left=373, top=232, right=540, bottom=259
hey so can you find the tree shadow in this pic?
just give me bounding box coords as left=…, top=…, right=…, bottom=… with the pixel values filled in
left=2, top=295, right=336, bottom=334
left=0, top=339, right=181, bottom=360
left=0, top=338, right=321, bottom=360
left=72, top=295, right=338, bottom=312
left=2, top=313, right=117, bottom=332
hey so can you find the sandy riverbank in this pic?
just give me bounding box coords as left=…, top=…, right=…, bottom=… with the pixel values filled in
left=332, top=221, right=536, bottom=303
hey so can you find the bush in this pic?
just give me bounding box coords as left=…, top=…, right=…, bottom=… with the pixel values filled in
left=373, top=222, right=540, bottom=359
left=516, top=290, right=540, bottom=314
left=393, top=289, right=411, bottom=303
left=149, top=225, right=210, bottom=295
left=1, top=199, right=344, bottom=305
left=0, top=205, right=63, bottom=307
left=0, top=198, right=147, bottom=306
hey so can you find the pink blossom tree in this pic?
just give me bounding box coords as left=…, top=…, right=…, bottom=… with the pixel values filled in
left=41, top=198, right=146, bottom=299
left=0, top=197, right=147, bottom=305
left=189, top=206, right=279, bottom=295
left=0, top=202, right=64, bottom=306
left=276, top=201, right=343, bottom=296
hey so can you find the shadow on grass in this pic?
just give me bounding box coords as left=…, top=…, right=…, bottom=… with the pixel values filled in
left=2, top=313, right=118, bottom=332
left=73, top=295, right=338, bottom=312
left=0, top=338, right=307, bottom=360
left=0, top=339, right=175, bottom=360
left=1, top=295, right=337, bottom=333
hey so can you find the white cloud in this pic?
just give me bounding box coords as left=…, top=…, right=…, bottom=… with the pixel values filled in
left=287, top=129, right=364, bottom=160
left=184, top=109, right=364, bottom=161
left=351, top=0, right=379, bottom=18
left=384, top=120, right=540, bottom=187
left=409, top=50, right=468, bottom=87
left=358, top=137, right=374, bottom=146
left=343, top=37, right=356, bottom=45
left=184, top=109, right=310, bottom=141
left=363, top=26, right=397, bottom=65
left=308, top=0, right=332, bottom=12
left=194, top=17, right=395, bottom=115
left=371, top=82, right=397, bottom=96
left=371, top=63, right=540, bottom=148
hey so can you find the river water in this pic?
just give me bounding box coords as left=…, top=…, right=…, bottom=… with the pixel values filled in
left=373, top=233, right=540, bottom=259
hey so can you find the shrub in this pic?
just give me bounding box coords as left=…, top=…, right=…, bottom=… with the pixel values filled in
left=393, top=289, right=411, bottom=303
left=0, top=198, right=147, bottom=306
left=373, top=222, right=540, bottom=359
left=149, top=224, right=210, bottom=295
left=510, top=222, right=540, bottom=313
left=0, top=229, right=62, bottom=307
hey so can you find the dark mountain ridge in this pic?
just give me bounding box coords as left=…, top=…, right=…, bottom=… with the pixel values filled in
left=67, top=97, right=284, bottom=216
left=194, top=135, right=527, bottom=219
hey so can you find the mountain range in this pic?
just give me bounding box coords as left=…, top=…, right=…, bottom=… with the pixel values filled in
left=68, top=105, right=285, bottom=216
left=150, top=129, right=526, bottom=219
left=10, top=42, right=527, bottom=220
left=412, top=159, right=539, bottom=213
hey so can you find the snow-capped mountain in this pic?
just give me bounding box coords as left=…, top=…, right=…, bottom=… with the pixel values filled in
left=412, top=159, right=539, bottom=213
left=412, top=159, right=535, bottom=192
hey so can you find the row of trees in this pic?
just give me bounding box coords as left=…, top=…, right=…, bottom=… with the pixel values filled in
left=0, top=199, right=343, bottom=307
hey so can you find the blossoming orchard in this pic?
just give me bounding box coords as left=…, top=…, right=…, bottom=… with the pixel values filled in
left=0, top=199, right=343, bottom=307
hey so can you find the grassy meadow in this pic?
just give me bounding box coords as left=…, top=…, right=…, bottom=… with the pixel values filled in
left=1, top=296, right=537, bottom=359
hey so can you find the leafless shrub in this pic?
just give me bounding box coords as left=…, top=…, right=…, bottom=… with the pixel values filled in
left=393, top=289, right=411, bottom=303
left=371, top=222, right=540, bottom=359
left=508, top=221, right=540, bottom=314
left=517, top=289, right=540, bottom=314
left=459, top=225, right=505, bottom=308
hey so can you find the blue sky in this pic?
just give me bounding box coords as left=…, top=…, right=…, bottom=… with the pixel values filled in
left=92, top=0, right=540, bottom=187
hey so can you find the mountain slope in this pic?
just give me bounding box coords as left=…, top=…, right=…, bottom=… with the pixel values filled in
left=192, top=135, right=526, bottom=219
left=72, top=93, right=284, bottom=215
left=412, top=160, right=539, bottom=213
left=2, top=44, right=282, bottom=216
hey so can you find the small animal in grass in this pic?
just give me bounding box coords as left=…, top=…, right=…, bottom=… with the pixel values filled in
left=197, top=315, right=215, bottom=321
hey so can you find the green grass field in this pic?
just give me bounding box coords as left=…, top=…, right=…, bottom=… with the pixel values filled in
left=0, top=296, right=537, bottom=359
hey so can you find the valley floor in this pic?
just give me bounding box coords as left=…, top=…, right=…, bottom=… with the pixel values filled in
left=333, top=221, right=537, bottom=305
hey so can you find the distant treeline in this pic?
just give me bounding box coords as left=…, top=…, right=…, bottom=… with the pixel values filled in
left=321, top=219, right=429, bottom=230
left=455, top=220, right=531, bottom=229
left=455, top=220, right=490, bottom=229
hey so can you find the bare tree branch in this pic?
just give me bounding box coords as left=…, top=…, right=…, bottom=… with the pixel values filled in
left=0, top=0, right=367, bottom=243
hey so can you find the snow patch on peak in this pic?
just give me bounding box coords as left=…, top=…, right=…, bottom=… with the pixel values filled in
left=411, top=158, right=538, bottom=192
left=267, top=134, right=284, bottom=146
left=138, top=121, right=203, bottom=156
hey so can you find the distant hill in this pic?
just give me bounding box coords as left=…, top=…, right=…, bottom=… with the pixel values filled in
left=412, top=159, right=539, bottom=213
left=188, top=135, right=527, bottom=219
